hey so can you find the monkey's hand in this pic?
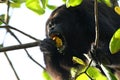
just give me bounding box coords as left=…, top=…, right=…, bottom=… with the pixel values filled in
left=40, top=38, right=58, bottom=54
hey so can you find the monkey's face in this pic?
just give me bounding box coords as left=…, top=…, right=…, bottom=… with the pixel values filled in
left=46, top=18, right=66, bottom=52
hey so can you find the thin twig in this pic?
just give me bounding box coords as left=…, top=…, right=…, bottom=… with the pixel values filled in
left=4, top=52, right=20, bottom=80
left=0, top=25, right=38, bottom=41
left=5, top=0, right=10, bottom=24
left=94, top=0, right=99, bottom=48
left=7, top=28, right=45, bottom=70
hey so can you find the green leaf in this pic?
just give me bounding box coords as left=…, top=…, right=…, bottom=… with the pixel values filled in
left=109, top=28, right=120, bottom=54
left=98, top=0, right=112, bottom=7
left=72, top=56, right=86, bottom=66
left=74, top=66, right=108, bottom=80
left=103, top=0, right=112, bottom=7
left=10, top=0, right=25, bottom=8
left=26, top=0, right=45, bottom=15
left=41, top=0, right=48, bottom=8
left=10, top=3, right=21, bottom=8
left=42, top=70, right=52, bottom=80
left=11, top=0, right=25, bottom=3
left=47, top=4, right=56, bottom=10
left=65, top=0, right=83, bottom=8
left=76, top=73, right=89, bottom=80
left=87, top=67, right=107, bottom=80
left=62, top=0, right=66, bottom=3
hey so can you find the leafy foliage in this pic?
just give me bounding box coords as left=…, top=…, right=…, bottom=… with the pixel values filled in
left=25, top=0, right=56, bottom=15
left=109, top=28, right=120, bottom=54
left=63, top=0, right=83, bottom=7
left=71, top=57, right=116, bottom=80
left=86, top=67, right=107, bottom=80
left=71, top=66, right=108, bottom=80
left=6, top=0, right=114, bottom=15
left=26, top=0, right=45, bottom=15
left=9, top=0, right=56, bottom=15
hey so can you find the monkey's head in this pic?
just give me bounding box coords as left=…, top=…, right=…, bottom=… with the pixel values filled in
left=45, top=5, right=95, bottom=54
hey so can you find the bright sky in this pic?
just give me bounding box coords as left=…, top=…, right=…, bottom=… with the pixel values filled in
left=0, top=0, right=63, bottom=80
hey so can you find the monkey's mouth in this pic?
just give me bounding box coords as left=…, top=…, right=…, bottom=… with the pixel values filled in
left=49, top=33, right=65, bottom=52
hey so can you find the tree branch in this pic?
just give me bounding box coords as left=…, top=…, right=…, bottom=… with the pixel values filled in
left=0, top=41, right=40, bottom=52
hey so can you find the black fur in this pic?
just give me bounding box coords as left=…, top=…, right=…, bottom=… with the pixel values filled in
left=40, top=1, right=120, bottom=80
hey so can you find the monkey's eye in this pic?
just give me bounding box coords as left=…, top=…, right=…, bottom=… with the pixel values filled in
left=48, top=21, right=55, bottom=29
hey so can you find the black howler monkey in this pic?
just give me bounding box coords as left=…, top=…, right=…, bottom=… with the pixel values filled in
left=40, top=0, right=120, bottom=80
